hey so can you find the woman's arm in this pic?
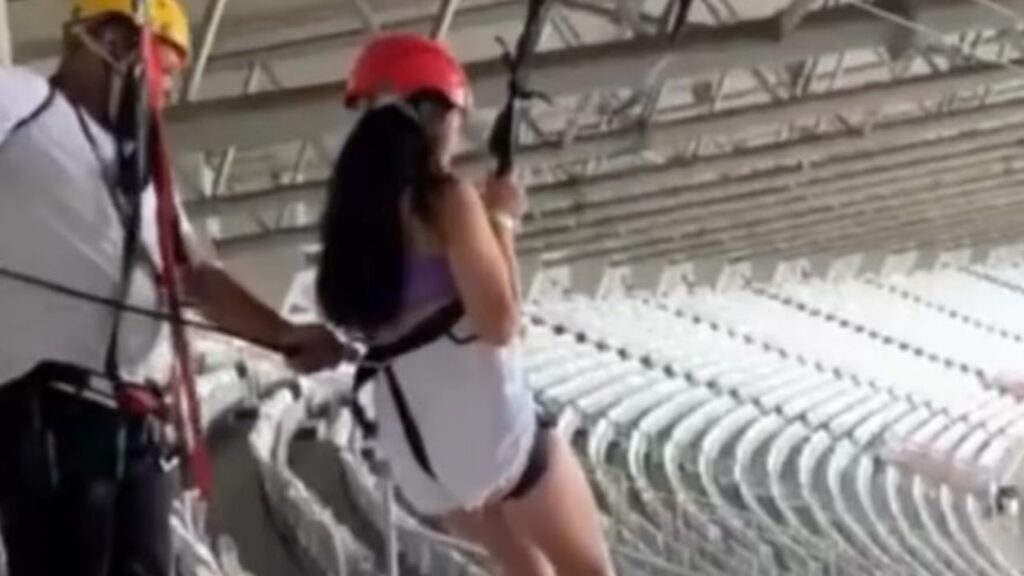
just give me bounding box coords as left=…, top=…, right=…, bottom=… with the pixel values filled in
left=437, top=178, right=521, bottom=345
left=489, top=214, right=521, bottom=302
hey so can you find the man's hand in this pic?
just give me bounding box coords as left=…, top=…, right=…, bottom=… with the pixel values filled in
left=277, top=323, right=359, bottom=374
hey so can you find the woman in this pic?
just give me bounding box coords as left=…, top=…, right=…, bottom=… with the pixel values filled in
left=317, top=34, right=616, bottom=576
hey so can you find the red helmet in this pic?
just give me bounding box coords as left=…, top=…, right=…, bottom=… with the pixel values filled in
left=346, top=34, right=471, bottom=109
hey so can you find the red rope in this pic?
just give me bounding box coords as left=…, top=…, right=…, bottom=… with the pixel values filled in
left=142, top=29, right=213, bottom=499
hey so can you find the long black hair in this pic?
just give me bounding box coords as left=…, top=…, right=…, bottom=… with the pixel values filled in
left=316, top=92, right=453, bottom=335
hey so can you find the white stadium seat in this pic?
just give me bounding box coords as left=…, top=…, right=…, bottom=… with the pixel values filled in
left=97, top=261, right=1024, bottom=576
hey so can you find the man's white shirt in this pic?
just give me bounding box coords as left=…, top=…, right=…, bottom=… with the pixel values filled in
left=0, top=66, right=201, bottom=386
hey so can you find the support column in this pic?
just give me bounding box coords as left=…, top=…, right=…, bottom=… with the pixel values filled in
left=657, top=262, right=695, bottom=298
left=526, top=265, right=571, bottom=303
left=769, top=258, right=811, bottom=285
left=824, top=253, right=864, bottom=283
left=596, top=266, right=632, bottom=300
left=0, top=0, right=12, bottom=66
left=716, top=261, right=753, bottom=292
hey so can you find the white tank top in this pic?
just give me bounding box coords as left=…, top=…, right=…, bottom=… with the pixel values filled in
left=373, top=313, right=537, bottom=507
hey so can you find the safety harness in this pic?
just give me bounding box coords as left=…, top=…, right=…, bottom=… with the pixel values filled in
left=347, top=300, right=552, bottom=501
left=137, top=3, right=212, bottom=497
left=0, top=2, right=212, bottom=497
left=345, top=0, right=551, bottom=486
left=4, top=86, right=56, bottom=138
left=349, top=300, right=468, bottom=480
left=0, top=0, right=551, bottom=500
left=1, top=84, right=169, bottom=425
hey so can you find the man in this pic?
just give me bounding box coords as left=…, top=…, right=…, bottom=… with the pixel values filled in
left=0, top=1, right=349, bottom=574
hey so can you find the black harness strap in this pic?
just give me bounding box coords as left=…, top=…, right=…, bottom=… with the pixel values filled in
left=486, top=0, right=551, bottom=176
left=20, top=361, right=94, bottom=389
left=350, top=300, right=466, bottom=480
left=0, top=85, right=56, bottom=149
left=382, top=365, right=436, bottom=480
left=0, top=83, right=164, bottom=421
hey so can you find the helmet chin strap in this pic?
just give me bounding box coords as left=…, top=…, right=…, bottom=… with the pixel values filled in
left=70, top=25, right=141, bottom=129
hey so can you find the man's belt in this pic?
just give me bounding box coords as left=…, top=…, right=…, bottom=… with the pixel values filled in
left=30, top=360, right=168, bottom=419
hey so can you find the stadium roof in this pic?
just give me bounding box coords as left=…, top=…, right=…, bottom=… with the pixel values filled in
left=7, top=0, right=1024, bottom=297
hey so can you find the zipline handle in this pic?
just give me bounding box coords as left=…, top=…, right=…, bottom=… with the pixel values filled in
left=486, top=0, right=551, bottom=177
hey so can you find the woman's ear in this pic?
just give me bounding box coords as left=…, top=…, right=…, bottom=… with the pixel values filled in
left=411, top=102, right=442, bottom=143
left=409, top=99, right=438, bottom=130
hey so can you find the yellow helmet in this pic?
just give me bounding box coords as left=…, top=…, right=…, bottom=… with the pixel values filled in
left=70, top=0, right=191, bottom=61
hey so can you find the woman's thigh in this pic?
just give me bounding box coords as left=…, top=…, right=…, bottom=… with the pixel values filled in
left=443, top=506, right=553, bottom=576
left=501, top=432, right=616, bottom=576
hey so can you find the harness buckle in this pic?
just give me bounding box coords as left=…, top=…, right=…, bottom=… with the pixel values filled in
left=115, top=384, right=166, bottom=418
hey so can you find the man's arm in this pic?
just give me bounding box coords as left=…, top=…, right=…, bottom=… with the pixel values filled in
left=173, top=210, right=290, bottom=349
left=184, top=260, right=353, bottom=373
left=176, top=195, right=356, bottom=371
left=184, top=261, right=289, bottom=350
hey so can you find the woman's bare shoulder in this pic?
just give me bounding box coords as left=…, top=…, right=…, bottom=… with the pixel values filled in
left=405, top=175, right=469, bottom=251
left=437, top=174, right=478, bottom=202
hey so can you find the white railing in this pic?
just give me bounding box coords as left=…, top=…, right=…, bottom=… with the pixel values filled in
left=252, top=370, right=718, bottom=576
left=249, top=388, right=376, bottom=576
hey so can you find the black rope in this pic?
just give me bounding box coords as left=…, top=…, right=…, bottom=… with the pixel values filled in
left=669, top=0, right=697, bottom=40
left=486, top=0, right=551, bottom=176
left=0, top=263, right=281, bottom=352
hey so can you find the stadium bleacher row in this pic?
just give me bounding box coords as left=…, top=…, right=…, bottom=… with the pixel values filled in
left=6, top=261, right=1024, bottom=576
left=242, top=260, right=1024, bottom=575
left=229, top=260, right=1024, bottom=575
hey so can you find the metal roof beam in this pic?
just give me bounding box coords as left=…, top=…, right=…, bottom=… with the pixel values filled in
left=524, top=71, right=1024, bottom=213
left=211, top=165, right=1024, bottom=263
left=211, top=171, right=1024, bottom=264
left=525, top=107, right=1024, bottom=223
left=730, top=221, right=1024, bottom=268
left=778, top=0, right=817, bottom=37
left=185, top=61, right=1024, bottom=219
left=674, top=203, right=1024, bottom=267
left=181, top=0, right=233, bottom=102
left=753, top=224, right=1024, bottom=267
left=204, top=1, right=520, bottom=72
left=167, top=0, right=1020, bottom=152
left=556, top=172, right=1024, bottom=264
left=626, top=215, right=1024, bottom=272
left=212, top=63, right=265, bottom=197
left=559, top=0, right=659, bottom=34
left=13, top=0, right=448, bottom=61
left=601, top=190, right=1024, bottom=267
left=431, top=0, right=463, bottom=38
left=521, top=145, right=1023, bottom=250
left=540, top=166, right=1024, bottom=261
left=350, top=0, right=382, bottom=32
left=197, top=106, right=1024, bottom=256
